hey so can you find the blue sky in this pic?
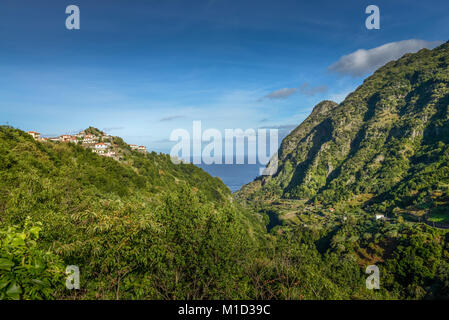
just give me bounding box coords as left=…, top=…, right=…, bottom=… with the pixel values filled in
left=0, top=0, right=448, bottom=153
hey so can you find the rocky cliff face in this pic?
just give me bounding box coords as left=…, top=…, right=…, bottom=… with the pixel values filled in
left=237, top=41, right=449, bottom=210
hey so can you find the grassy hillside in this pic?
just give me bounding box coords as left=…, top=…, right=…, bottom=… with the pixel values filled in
left=2, top=41, right=449, bottom=300
left=0, top=126, right=395, bottom=300
left=237, top=41, right=449, bottom=218
left=234, top=41, right=449, bottom=300
left=0, top=126, right=263, bottom=299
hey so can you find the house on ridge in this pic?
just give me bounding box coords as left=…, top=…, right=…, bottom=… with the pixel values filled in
left=95, top=143, right=108, bottom=150
left=27, top=131, right=40, bottom=140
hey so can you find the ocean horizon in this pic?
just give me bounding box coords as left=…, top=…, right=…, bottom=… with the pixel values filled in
left=196, top=162, right=263, bottom=193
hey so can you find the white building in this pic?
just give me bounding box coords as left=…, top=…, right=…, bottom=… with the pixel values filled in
left=104, top=151, right=116, bottom=157
left=83, top=137, right=95, bottom=144
left=375, top=214, right=385, bottom=220
left=95, top=143, right=108, bottom=150
left=60, top=135, right=72, bottom=141
left=69, top=137, right=79, bottom=143
left=27, top=131, right=40, bottom=140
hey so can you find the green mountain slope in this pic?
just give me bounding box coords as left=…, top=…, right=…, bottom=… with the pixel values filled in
left=238, top=41, right=449, bottom=216
left=0, top=127, right=263, bottom=299
left=0, top=127, right=392, bottom=300
left=232, top=41, right=449, bottom=300
left=2, top=41, right=449, bottom=301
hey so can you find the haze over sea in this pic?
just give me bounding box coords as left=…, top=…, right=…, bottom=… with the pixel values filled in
left=197, top=162, right=262, bottom=193
left=190, top=148, right=278, bottom=193
left=187, top=135, right=283, bottom=192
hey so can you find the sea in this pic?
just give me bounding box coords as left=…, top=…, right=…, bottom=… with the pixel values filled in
left=182, top=136, right=283, bottom=193
left=196, top=162, right=263, bottom=193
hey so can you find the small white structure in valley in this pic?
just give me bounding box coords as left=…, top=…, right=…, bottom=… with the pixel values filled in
left=375, top=214, right=385, bottom=220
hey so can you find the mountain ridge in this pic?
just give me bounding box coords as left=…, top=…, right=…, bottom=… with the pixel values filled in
left=237, top=41, right=449, bottom=218
left=2, top=42, right=449, bottom=300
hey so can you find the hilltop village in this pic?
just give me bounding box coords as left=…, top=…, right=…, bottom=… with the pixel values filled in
left=26, top=128, right=147, bottom=161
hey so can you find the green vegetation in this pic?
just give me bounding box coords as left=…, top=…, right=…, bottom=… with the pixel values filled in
left=235, top=40, right=449, bottom=299
left=238, top=41, right=449, bottom=211
left=0, top=126, right=262, bottom=299
left=0, top=125, right=389, bottom=300
left=1, top=41, right=449, bottom=300
left=0, top=218, right=64, bottom=299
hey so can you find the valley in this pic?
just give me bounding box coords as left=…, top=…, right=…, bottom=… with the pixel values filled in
left=1, top=41, right=449, bottom=300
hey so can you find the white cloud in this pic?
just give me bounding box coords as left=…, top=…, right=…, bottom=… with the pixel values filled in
left=263, top=87, right=298, bottom=100
left=262, top=82, right=329, bottom=100
left=299, top=83, right=328, bottom=96
left=328, top=39, right=444, bottom=77
left=160, top=115, right=185, bottom=122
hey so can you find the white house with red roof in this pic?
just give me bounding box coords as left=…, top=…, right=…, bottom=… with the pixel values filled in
left=59, top=135, right=79, bottom=143
left=95, top=142, right=108, bottom=150
left=60, top=135, right=72, bottom=141
left=27, top=131, right=40, bottom=140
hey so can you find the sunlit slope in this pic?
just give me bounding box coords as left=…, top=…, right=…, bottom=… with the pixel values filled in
left=238, top=41, right=449, bottom=213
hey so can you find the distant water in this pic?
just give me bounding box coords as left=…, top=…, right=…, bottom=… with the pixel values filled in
left=197, top=163, right=263, bottom=193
